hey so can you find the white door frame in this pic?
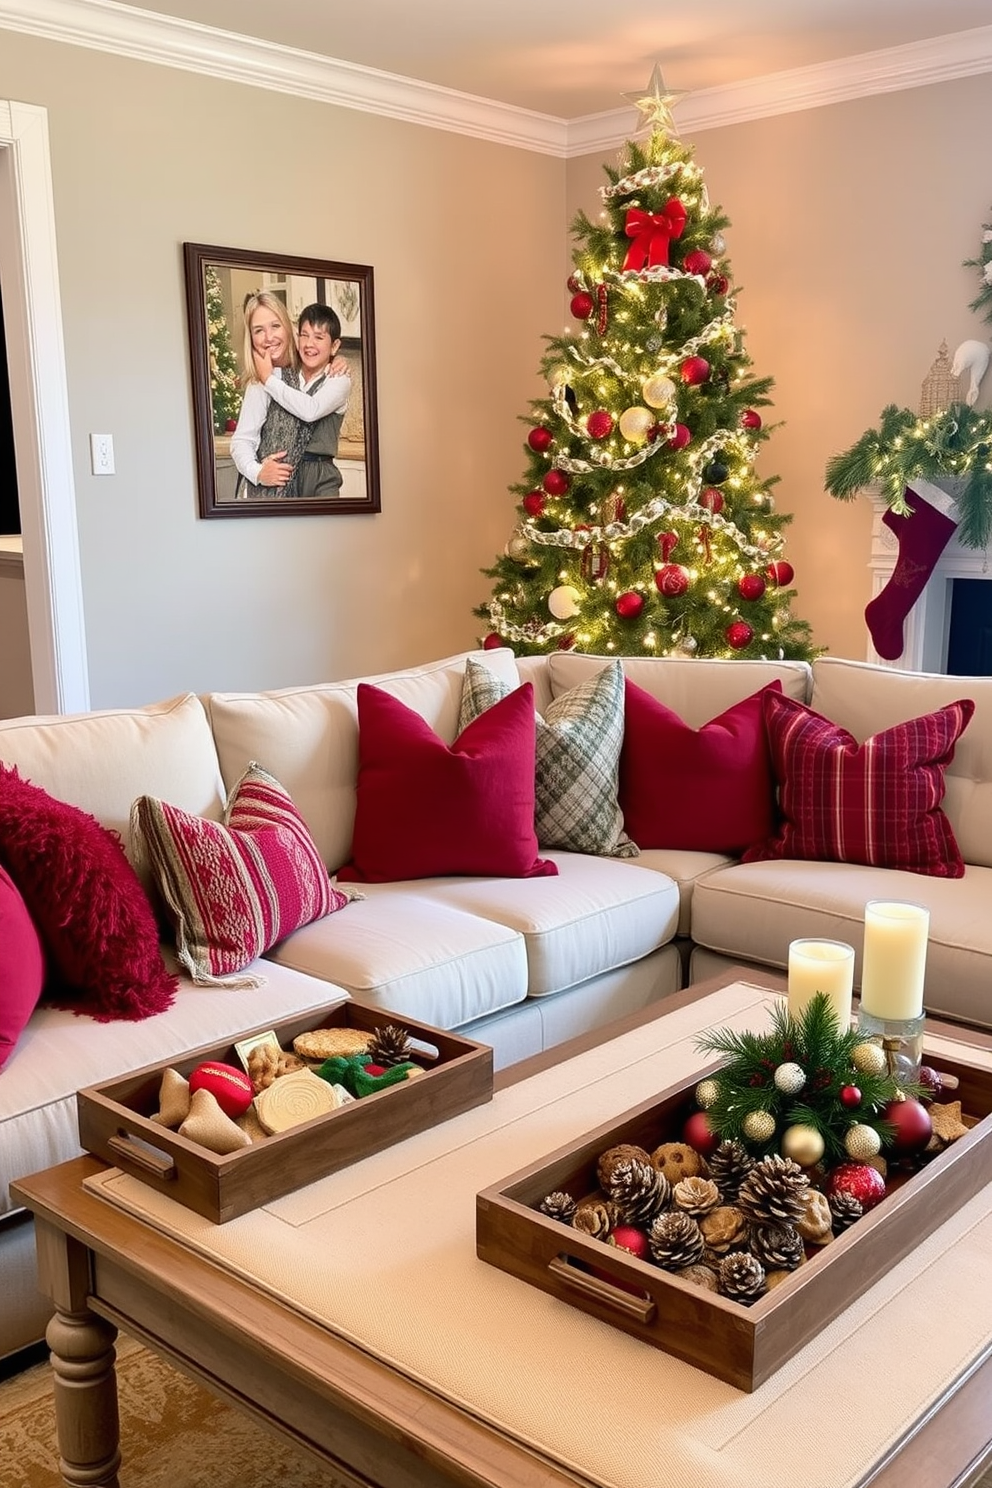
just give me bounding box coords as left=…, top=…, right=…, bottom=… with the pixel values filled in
left=0, top=98, right=88, bottom=714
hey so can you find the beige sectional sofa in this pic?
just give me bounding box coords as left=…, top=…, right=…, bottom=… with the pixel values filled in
left=2, top=644, right=990, bottom=1361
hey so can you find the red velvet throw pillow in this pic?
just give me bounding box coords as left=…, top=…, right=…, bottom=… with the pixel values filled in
left=0, top=765, right=177, bottom=1021
left=742, top=690, right=974, bottom=877
left=618, top=680, right=782, bottom=853
left=340, top=682, right=557, bottom=882
left=0, top=864, right=45, bottom=1068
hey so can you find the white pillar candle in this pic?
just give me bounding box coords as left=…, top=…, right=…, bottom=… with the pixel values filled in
left=859, top=901, right=930, bottom=1021
left=787, top=940, right=855, bottom=1028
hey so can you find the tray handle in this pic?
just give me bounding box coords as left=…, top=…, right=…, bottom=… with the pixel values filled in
left=548, top=1255, right=657, bottom=1325
left=107, top=1132, right=177, bottom=1181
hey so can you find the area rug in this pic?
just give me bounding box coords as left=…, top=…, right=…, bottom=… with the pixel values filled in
left=0, top=1334, right=354, bottom=1488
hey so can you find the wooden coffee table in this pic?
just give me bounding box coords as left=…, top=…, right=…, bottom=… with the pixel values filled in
left=12, top=968, right=992, bottom=1488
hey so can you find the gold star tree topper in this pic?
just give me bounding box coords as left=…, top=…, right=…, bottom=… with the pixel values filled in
left=623, top=63, right=686, bottom=135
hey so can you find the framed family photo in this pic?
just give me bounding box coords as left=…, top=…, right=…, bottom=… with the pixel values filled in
left=183, top=243, right=381, bottom=519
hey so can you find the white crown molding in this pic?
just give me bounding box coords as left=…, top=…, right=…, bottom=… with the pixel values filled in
left=1, top=1, right=992, bottom=158
left=567, top=24, right=992, bottom=156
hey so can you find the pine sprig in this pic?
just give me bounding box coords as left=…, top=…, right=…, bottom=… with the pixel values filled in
left=695, top=993, right=910, bottom=1164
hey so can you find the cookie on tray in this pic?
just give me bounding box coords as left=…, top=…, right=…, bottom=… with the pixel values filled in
left=293, top=1027, right=372, bottom=1062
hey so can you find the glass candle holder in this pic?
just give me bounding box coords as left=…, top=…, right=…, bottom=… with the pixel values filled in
left=855, top=1006, right=926, bottom=1086
left=787, top=939, right=855, bottom=1029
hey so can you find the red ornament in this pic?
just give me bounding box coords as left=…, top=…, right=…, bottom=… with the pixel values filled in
left=656, top=563, right=690, bottom=597
left=586, top=409, right=614, bottom=440
left=840, top=1085, right=862, bottom=1109
left=556, top=632, right=576, bottom=651
left=766, top=560, right=795, bottom=587
left=698, top=487, right=724, bottom=515
left=667, top=423, right=692, bottom=450
left=725, top=620, right=753, bottom=650
left=595, top=283, right=609, bottom=335
left=682, top=248, right=713, bottom=276
left=611, top=1224, right=650, bottom=1260
left=657, top=530, right=679, bottom=563
left=737, top=573, right=766, bottom=602
left=482, top=633, right=505, bottom=651
left=825, top=1162, right=886, bottom=1211
left=680, top=356, right=711, bottom=386
left=615, top=590, right=645, bottom=619
left=917, top=1066, right=944, bottom=1101
left=740, top=409, right=763, bottom=431
left=224, top=417, right=238, bottom=433
left=542, top=469, right=571, bottom=496
left=882, top=1097, right=933, bottom=1154
left=706, top=273, right=730, bottom=296
left=582, top=542, right=610, bottom=583
left=682, top=1109, right=720, bottom=1157
left=527, top=425, right=553, bottom=453
left=522, top=491, right=545, bottom=517
left=570, top=291, right=594, bottom=320
left=188, top=1061, right=254, bottom=1119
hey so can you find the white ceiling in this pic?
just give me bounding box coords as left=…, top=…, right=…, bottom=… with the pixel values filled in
left=105, top=0, right=992, bottom=117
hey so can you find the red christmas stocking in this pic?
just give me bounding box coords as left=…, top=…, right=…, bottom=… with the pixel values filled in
left=864, top=487, right=957, bottom=660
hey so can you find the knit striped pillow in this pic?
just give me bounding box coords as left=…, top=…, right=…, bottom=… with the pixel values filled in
left=742, top=691, right=974, bottom=878
left=131, top=763, right=353, bottom=986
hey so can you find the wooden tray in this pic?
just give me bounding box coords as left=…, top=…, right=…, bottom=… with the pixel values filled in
left=477, top=1048, right=992, bottom=1391
left=78, top=1000, right=492, bottom=1223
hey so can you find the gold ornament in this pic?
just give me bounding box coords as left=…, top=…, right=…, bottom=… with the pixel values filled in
left=780, top=1124, right=825, bottom=1168
left=642, top=373, right=677, bottom=409
left=742, top=1110, right=776, bottom=1143
left=844, top=1123, right=882, bottom=1160
left=505, top=530, right=532, bottom=563
left=851, top=1041, right=887, bottom=1077
left=548, top=584, right=582, bottom=620
left=695, top=1078, right=719, bottom=1109
left=618, top=405, right=655, bottom=443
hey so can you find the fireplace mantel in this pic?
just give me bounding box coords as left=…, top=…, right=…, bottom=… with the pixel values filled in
left=865, top=478, right=989, bottom=672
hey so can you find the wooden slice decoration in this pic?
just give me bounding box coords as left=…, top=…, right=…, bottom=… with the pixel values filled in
left=254, top=1069, right=342, bottom=1134
left=292, top=1028, right=371, bottom=1062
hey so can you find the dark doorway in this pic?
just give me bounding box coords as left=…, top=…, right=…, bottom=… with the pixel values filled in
left=947, top=578, right=992, bottom=676
left=0, top=280, right=19, bottom=534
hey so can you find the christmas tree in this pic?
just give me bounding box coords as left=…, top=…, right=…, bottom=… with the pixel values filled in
left=477, top=70, right=816, bottom=660
left=205, top=265, right=243, bottom=435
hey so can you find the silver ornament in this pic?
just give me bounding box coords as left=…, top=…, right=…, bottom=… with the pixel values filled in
left=773, top=1062, right=806, bottom=1096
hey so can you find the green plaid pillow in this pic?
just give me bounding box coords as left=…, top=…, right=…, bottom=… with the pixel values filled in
left=459, top=658, right=637, bottom=858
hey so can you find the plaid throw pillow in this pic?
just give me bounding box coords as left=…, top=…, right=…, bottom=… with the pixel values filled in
left=459, top=657, right=637, bottom=858
left=131, top=763, right=354, bottom=986
left=742, top=691, right=974, bottom=878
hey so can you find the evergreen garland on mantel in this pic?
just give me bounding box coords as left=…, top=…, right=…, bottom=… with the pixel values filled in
left=825, top=211, right=992, bottom=551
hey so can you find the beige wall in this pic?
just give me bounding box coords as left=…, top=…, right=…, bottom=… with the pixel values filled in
left=567, top=73, right=992, bottom=662
left=0, top=33, right=562, bottom=707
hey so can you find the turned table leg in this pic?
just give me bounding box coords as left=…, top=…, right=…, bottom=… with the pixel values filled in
left=33, top=1217, right=122, bottom=1488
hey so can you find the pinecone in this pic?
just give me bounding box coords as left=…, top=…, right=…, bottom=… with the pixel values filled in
left=737, top=1155, right=809, bottom=1227
left=672, top=1176, right=720, bottom=1217
left=365, top=1023, right=414, bottom=1067
left=748, top=1222, right=805, bottom=1272
left=707, top=1140, right=754, bottom=1203
left=602, top=1155, right=670, bottom=1224
left=699, top=1204, right=749, bottom=1260
left=597, top=1143, right=653, bottom=1191
left=539, top=1191, right=577, bottom=1225
left=647, top=1211, right=704, bottom=1271
left=718, top=1251, right=766, bottom=1305
left=828, top=1190, right=863, bottom=1234
left=573, top=1194, right=618, bottom=1240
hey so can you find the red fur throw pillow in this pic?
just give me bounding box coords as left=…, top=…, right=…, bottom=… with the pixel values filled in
left=0, top=765, right=177, bottom=1021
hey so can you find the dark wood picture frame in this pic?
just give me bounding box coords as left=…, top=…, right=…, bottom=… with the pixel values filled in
left=183, top=243, right=380, bottom=519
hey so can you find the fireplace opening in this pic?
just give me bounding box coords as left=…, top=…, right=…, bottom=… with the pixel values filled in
left=947, top=578, right=992, bottom=676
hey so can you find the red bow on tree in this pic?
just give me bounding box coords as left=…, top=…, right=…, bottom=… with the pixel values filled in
left=622, top=199, right=687, bottom=271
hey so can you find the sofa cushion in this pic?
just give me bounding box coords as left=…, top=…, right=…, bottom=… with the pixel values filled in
left=633, top=847, right=734, bottom=937
left=0, top=765, right=177, bottom=1021
left=743, top=691, right=974, bottom=878
left=546, top=653, right=811, bottom=719
left=811, top=656, right=992, bottom=871
left=267, top=885, right=530, bottom=1029
left=340, top=683, right=555, bottom=883
left=132, top=764, right=353, bottom=986
left=419, top=852, right=680, bottom=997
left=0, top=865, right=44, bottom=1070
left=0, top=956, right=352, bottom=1219
left=458, top=657, right=637, bottom=858
left=205, top=648, right=522, bottom=874
left=0, top=693, right=225, bottom=879
left=619, top=680, right=781, bottom=853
